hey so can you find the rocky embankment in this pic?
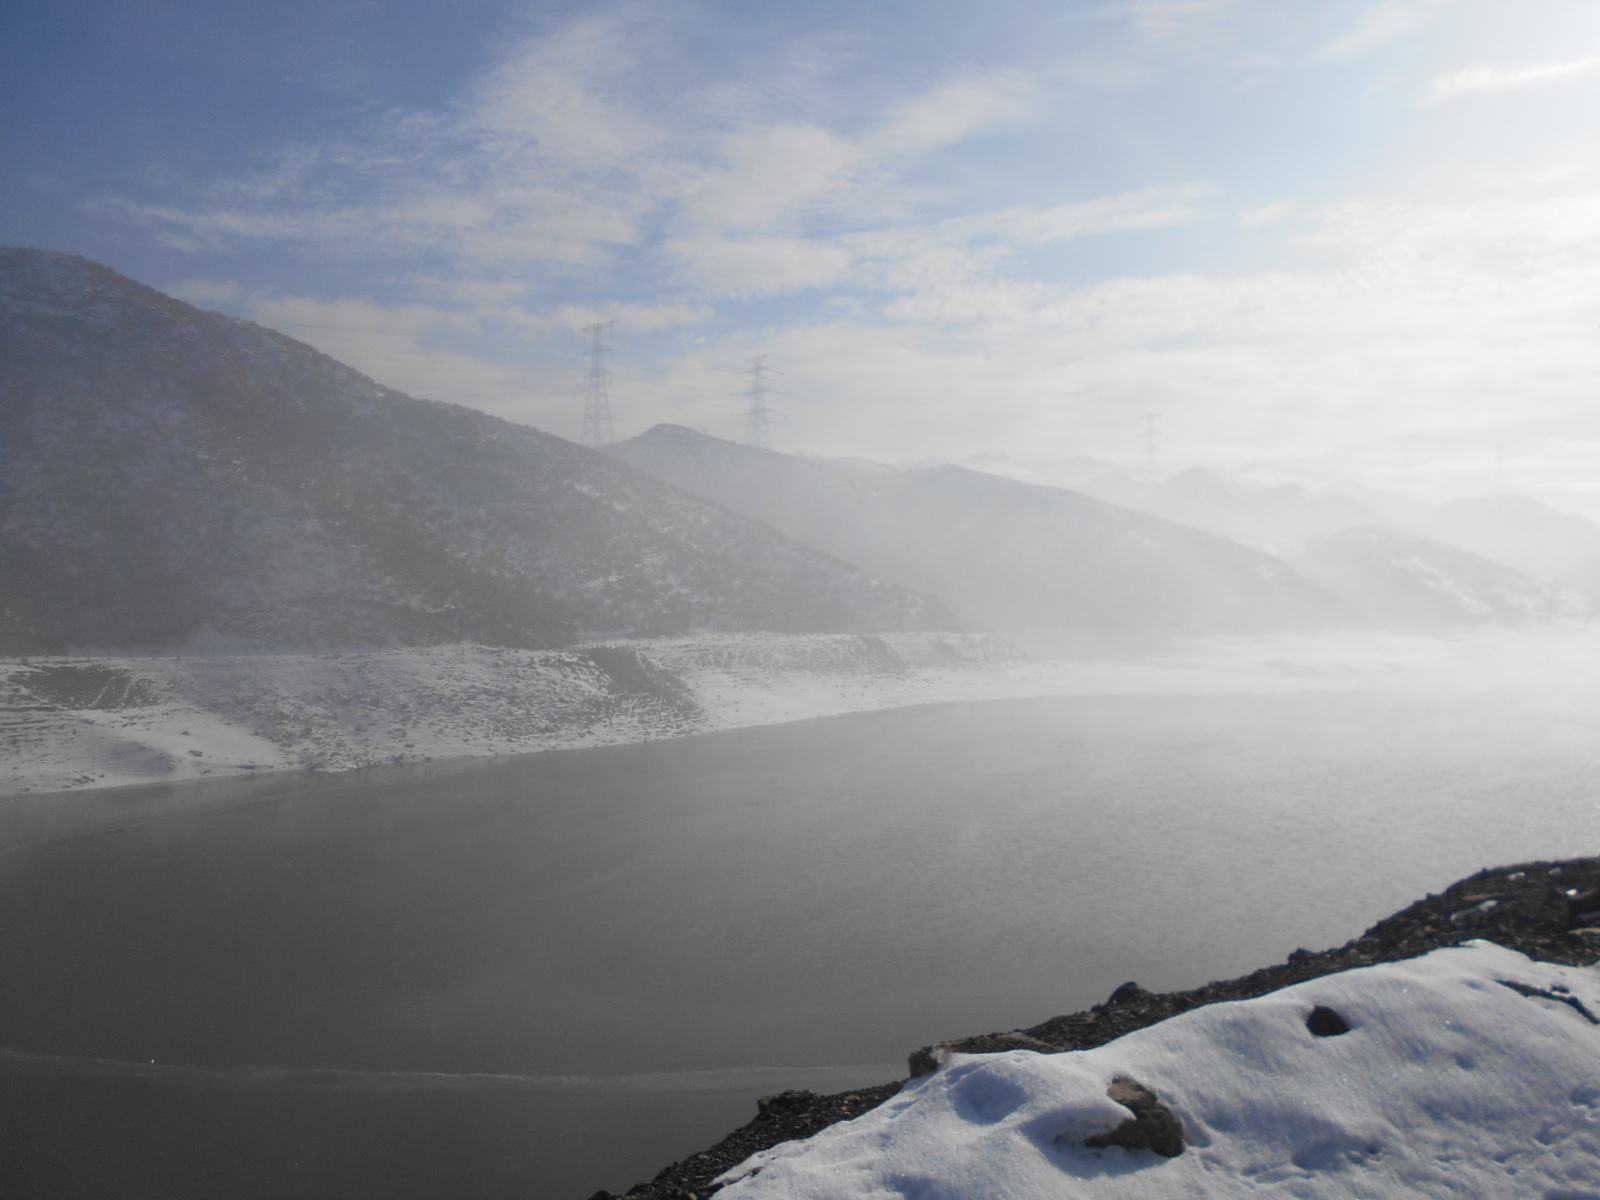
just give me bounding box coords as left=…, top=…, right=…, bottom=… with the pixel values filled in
left=599, top=855, right=1600, bottom=1199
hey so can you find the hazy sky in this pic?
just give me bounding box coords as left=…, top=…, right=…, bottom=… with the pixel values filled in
left=8, top=0, right=1600, bottom=500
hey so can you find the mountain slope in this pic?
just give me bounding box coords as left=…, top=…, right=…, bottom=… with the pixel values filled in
left=608, top=425, right=1345, bottom=638
left=1294, top=524, right=1579, bottom=629
left=1078, top=467, right=1381, bottom=555
left=0, top=249, right=942, bottom=652
left=1422, top=493, right=1600, bottom=582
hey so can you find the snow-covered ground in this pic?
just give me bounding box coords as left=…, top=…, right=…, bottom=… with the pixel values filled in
left=7, top=627, right=1600, bottom=798
left=716, top=941, right=1600, bottom=1198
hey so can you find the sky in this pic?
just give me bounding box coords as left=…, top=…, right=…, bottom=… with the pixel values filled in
left=7, top=0, right=1600, bottom=504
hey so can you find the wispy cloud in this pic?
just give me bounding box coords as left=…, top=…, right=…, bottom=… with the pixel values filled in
left=1120, top=0, right=1238, bottom=40
left=99, top=6, right=1041, bottom=309
left=867, top=74, right=1034, bottom=156
left=1238, top=201, right=1297, bottom=227
left=940, top=184, right=1212, bottom=245
left=1315, top=0, right=1444, bottom=62
left=1427, top=52, right=1600, bottom=102
left=663, top=233, right=856, bottom=298
left=509, top=300, right=711, bottom=333
left=76, top=1, right=1600, bottom=491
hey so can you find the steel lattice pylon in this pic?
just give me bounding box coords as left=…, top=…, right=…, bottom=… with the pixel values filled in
left=579, top=320, right=614, bottom=446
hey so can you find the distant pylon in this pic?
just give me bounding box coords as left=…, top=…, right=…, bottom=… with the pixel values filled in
left=744, top=355, right=775, bottom=450
left=579, top=320, right=615, bottom=446
left=1139, top=412, right=1160, bottom=473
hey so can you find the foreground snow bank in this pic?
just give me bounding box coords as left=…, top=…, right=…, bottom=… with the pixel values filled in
left=717, top=942, right=1600, bottom=1198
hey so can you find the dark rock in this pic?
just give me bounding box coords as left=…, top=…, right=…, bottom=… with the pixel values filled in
left=1306, top=1005, right=1350, bottom=1037
left=756, top=1091, right=815, bottom=1117
left=1081, top=1076, right=1185, bottom=1158
left=907, top=1045, right=941, bottom=1078
left=1496, top=978, right=1600, bottom=1025
left=1105, top=981, right=1148, bottom=1007
left=1564, top=889, right=1600, bottom=928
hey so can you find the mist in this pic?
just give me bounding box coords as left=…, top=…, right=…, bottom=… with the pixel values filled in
left=9, top=2, right=1600, bottom=1197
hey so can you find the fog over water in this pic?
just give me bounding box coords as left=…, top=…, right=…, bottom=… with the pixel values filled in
left=11, top=5, right=1600, bottom=1197
left=5, top=630, right=1600, bottom=1196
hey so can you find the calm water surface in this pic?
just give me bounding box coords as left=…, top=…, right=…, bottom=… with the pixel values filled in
left=3, top=690, right=1598, bottom=1196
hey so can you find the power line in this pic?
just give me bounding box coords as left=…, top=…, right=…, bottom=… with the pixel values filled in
left=579, top=320, right=614, bottom=446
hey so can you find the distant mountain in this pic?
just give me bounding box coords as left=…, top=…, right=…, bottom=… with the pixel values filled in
left=1077, top=469, right=1600, bottom=596
left=1294, top=525, right=1580, bottom=629
left=0, top=249, right=943, bottom=652
left=1079, top=467, right=1381, bottom=555
left=1421, top=495, right=1600, bottom=582
left=608, top=425, right=1346, bottom=638
left=941, top=452, right=1124, bottom=491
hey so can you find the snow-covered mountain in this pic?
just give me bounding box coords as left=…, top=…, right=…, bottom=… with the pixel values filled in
left=1422, top=493, right=1600, bottom=582
left=1294, top=524, right=1581, bottom=629
left=0, top=249, right=943, bottom=652
left=608, top=425, right=1346, bottom=638
left=1081, top=469, right=1600, bottom=592
left=1079, top=467, right=1383, bottom=557
left=934, top=451, right=1124, bottom=491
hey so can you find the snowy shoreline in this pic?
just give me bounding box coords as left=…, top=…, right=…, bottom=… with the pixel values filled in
left=6, top=627, right=1598, bottom=799
left=715, top=941, right=1600, bottom=1198
left=618, top=856, right=1600, bottom=1199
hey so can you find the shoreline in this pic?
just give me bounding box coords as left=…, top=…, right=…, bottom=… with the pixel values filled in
left=607, top=855, right=1600, bottom=1199
left=1, top=627, right=1517, bottom=802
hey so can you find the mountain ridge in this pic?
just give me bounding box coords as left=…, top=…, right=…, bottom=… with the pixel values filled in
left=0, top=248, right=946, bottom=653
left=608, top=423, right=1348, bottom=639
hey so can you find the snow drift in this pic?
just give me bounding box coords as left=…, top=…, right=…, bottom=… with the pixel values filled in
left=716, top=941, right=1600, bottom=1198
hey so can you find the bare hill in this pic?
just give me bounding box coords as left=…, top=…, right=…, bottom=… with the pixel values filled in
left=0, top=249, right=943, bottom=652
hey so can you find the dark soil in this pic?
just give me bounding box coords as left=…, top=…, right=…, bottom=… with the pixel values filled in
left=18, top=663, right=158, bottom=709
left=596, top=855, right=1600, bottom=1200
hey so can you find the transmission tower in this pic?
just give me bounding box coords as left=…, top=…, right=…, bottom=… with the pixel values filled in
left=743, top=355, right=775, bottom=450
left=579, top=320, right=615, bottom=446
left=1139, top=412, right=1161, bottom=473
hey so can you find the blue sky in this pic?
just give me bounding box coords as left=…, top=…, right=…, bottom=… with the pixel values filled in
left=8, top=1, right=1600, bottom=504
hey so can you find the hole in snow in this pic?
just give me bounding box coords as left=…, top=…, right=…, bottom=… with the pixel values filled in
left=1306, top=1005, right=1351, bottom=1037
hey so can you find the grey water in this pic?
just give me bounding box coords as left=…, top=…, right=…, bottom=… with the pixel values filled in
left=3, top=690, right=1599, bottom=1197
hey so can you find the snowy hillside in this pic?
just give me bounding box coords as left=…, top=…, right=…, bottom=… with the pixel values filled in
left=1079, top=469, right=1600, bottom=601
left=715, top=942, right=1600, bottom=1198
left=1295, top=524, right=1584, bottom=629
left=1424, top=493, right=1600, bottom=582
left=608, top=425, right=1345, bottom=638
left=1081, top=467, right=1380, bottom=557
left=0, top=633, right=1037, bottom=796
left=0, top=249, right=942, bottom=653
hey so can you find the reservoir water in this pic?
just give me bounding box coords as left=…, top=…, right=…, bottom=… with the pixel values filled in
left=3, top=687, right=1599, bottom=1196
